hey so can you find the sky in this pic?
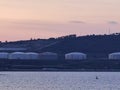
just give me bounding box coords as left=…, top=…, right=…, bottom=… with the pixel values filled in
left=0, top=0, right=120, bottom=41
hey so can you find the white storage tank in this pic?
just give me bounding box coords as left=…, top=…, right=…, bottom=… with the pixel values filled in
left=9, top=52, right=28, bottom=60
left=39, top=52, right=58, bottom=60
left=0, top=52, right=9, bottom=59
left=65, top=52, right=87, bottom=60
left=109, top=52, right=120, bottom=60
left=26, top=52, right=39, bottom=60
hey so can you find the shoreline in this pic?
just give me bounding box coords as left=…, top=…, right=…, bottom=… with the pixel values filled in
left=0, top=59, right=120, bottom=72
left=1, top=69, right=120, bottom=72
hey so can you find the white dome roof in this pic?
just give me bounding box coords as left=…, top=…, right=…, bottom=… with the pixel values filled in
left=66, top=52, right=86, bottom=55
left=39, top=52, right=58, bottom=60
left=110, top=52, right=120, bottom=55
left=65, top=52, right=87, bottom=60
left=40, top=52, right=57, bottom=55
left=0, top=52, right=9, bottom=59
left=109, top=52, right=120, bottom=59
left=11, top=52, right=25, bottom=54
left=9, top=52, right=27, bottom=60
left=26, top=52, right=39, bottom=55
left=26, top=52, right=39, bottom=60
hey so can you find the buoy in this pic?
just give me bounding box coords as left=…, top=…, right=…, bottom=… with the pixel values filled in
left=96, top=76, right=98, bottom=79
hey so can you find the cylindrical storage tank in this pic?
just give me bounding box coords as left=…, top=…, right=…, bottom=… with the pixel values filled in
left=109, top=52, right=120, bottom=60
left=65, top=52, right=87, bottom=60
left=9, top=52, right=27, bottom=60
left=0, top=52, right=9, bottom=59
left=26, top=52, right=39, bottom=60
left=39, top=52, right=58, bottom=60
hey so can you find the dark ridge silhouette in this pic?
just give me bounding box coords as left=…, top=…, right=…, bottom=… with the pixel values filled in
left=0, top=33, right=120, bottom=58
left=40, top=33, right=120, bottom=58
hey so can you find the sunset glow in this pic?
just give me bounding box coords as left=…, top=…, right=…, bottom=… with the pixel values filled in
left=0, top=0, right=120, bottom=41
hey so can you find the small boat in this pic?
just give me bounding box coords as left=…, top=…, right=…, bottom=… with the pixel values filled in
left=96, top=76, right=99, bottom=79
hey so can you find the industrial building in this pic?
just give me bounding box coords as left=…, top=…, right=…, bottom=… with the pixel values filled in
left=0, top=52, right=9, bottom=59
left=9, top=52, right=28, bottom=60
left=65, top=52, right=87, bottom=60
left=109, top=52, right=120, bottom=60
left=39, top=52, right=58, bottom=60
left=26, top=52, right=39, bottom=60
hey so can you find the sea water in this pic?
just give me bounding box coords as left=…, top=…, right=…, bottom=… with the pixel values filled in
left=0, top=72, right=120, bottom=90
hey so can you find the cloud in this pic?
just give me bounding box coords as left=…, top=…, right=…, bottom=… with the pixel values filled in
left=108, top=21, right=119, bottom=25
left=69, top=20, right=85, bottom=24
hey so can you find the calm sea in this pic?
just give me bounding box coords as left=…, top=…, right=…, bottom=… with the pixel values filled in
left=0, top=72, right=119, bottom=90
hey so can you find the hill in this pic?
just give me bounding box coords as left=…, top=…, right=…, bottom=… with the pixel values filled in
left=1, top=33, right=120, bottom=58
left=40, top=33, right=120, bottom=58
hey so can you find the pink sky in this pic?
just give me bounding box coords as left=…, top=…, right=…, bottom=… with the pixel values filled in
left=0, top=0, right=120, bottom=41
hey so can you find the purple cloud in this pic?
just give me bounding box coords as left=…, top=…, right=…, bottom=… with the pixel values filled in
left=69, top=20, right=85, bottom=24
left=108, top=21, right=119, bottom=25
